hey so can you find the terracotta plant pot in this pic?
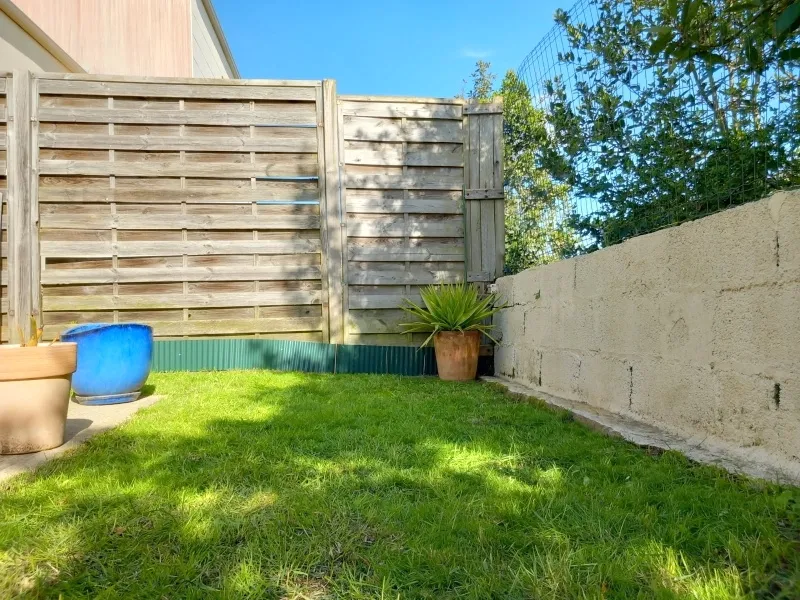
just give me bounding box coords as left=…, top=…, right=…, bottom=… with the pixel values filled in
left=433, top=331, right=480, bottom=381
left=0, top=343, right=77, bottom=454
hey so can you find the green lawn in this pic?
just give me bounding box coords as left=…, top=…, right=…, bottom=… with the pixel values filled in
left=0, top=372, right=798, bottom=599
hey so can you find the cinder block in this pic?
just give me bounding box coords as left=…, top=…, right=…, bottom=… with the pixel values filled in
left=664, top=197, right=777, bottom=292
left=574, top=231, right=671, bottom=299
left=712, top=281, right=800, bottom=374
left=712, top=368, right=800, bottom=461
left=626, top=356, right=719, bottom=432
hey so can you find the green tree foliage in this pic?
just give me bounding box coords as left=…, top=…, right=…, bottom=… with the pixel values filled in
left=537, top=0, right=800, bottom=249
left=650, top=0, right=800, bottom=68
left=466, top=63, right=578, bottom=273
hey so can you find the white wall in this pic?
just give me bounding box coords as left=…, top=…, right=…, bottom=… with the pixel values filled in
left=191, top=0, right=234, bottom=79
left=494, top=191, right=800, bottom=473
left=0, top=10, right=70, bottom=73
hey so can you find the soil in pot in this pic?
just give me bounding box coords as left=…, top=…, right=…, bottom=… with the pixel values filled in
left=433, top=331, right=480, bottom=381
left=0, top=343, right=77, bottom=454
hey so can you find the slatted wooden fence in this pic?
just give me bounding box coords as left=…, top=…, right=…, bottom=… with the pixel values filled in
left=340, top=95, right=467, bottom=346
left=1, top=71, right=503, bottom=346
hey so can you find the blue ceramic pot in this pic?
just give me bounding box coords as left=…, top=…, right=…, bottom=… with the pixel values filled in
left=61, top=323, right=153, bottom=405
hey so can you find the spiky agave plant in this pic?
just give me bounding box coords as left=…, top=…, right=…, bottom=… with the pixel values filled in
left=400, top=283, right=505, bottom=347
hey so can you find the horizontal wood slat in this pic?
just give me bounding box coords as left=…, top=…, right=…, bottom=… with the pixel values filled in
left=340, top=101, right=461, bottom=120
left=40, top=265, right=322, bottom=285
left=38, top=186, right=320, bottom=204
left=40, top=239, right=322, bottom=258
left=348, top=270, right=464, bottom=285
left=38, top=79, right=319, bottom=101
left=44, top=290, right=322, bottom=311
left=347, top=247, right=464, bottom=262
left=347, top=218, right=463, bottom=238
left=39, top=213, right=320, bottom=230
left=39, top=133, right=318, bottom=153
left=463, top=103, right=503, bottom=115
left=465, top=188, right=504, bottom=200
left=348, top=293, right=422, bottom=309
left=39, top=107, right=317, bottom=126
left=39, top=158, right=318, bottom=178
left=343, top=116, right=462, bottom=143
left=344, top=171, right=462, bottom=190
left=345, top=198, right=461, bottom=214
left=344, top=143, right=463, bottom=167
left=42, top=317, right=323, bottom=338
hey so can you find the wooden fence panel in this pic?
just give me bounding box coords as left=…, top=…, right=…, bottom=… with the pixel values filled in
left=3, top=73, right=504, bottom=346
left=339, top=95, right=467, bottom=345
left=34, top=74, right=328, bottom=341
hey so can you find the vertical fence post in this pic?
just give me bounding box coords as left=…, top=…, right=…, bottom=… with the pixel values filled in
left=6, top=70, right=39, bottom=343
left=463, top=99, right=504, bottom=284
left=320, top=79, right=345, bottom=344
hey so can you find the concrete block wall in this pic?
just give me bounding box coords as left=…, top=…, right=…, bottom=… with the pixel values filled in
left=494, top=191, right=800, bottom=468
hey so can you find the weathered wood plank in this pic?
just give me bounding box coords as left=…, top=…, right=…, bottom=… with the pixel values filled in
left=339, top=94, right=462, bottom=105
left=463, top=102, right=503, bottom=115
left=148, top=317, right=323, bottom=336
left=348, top=270, right=463, bottom=285
left=347, top=310, right=407, bottom=334
left=339, top=101, right=461, bottom=119
left=347, top=247, right=464, bottom=262
left=44, top=290, right=322, bottom=311
left=7, top=71, right=38, bottom=341
left=41, top=265, right=322, bottom=285
left=348, top=293, right=422, bottom=309
left=40, top=239, right=322, bottom=258
left=346, top=217, right=463, bottom=238
left=344, top=142, right=463, bottom=167
left=343, top=116, right=462, bottom=143
left=346, top=197, right=461, bottom=214
left=38, top=185, right=320, bottom=204
left=465, top=188, right=503, bottom=200
left=39, top=158, right=318, bottom=178
left=37, top=79, right=319, bottom=101
left=39, top=132, right=318, bottom=153
left=41, top=317, right=324, bottom=338
left=39, top=106, right=317, bottom=126
left=344, top=168, right=462, bottom=190
left=37, top=73, right=320, bottom=85
left=39, top=213, right=320, bottom=230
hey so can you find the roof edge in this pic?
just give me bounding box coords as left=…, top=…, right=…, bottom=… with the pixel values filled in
left=200, top=0, right=241, bottom=79
left=0, top=0, right=86, bottom=73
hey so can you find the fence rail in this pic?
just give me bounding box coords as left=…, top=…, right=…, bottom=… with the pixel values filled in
left=0, top=71, right=504, bottom=345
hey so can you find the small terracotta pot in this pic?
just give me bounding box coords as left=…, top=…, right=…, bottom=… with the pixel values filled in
left=0, top=343, right=77, bottom=454
left=433, top=331, right=480, bottom=381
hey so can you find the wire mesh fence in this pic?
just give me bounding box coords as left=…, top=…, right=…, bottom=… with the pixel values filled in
left=511, top=0, right=800, bottom=271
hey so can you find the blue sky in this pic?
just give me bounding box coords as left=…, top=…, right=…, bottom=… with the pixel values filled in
left=214, top=0, right=569, bottom=97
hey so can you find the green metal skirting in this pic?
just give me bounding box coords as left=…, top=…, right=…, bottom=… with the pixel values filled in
left=151, top=339, right=438, bottom=376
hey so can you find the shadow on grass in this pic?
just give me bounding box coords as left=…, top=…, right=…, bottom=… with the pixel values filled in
left=0, top=372, right=798, bottom=599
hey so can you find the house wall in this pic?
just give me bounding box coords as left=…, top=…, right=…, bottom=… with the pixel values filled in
left=494, top=191, right=800, bottom=471
left=191, top=0, right=234, bottom=78
left=12, top=0, right=192, bottom=76
left=0, top=9, right=70, bottom=72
